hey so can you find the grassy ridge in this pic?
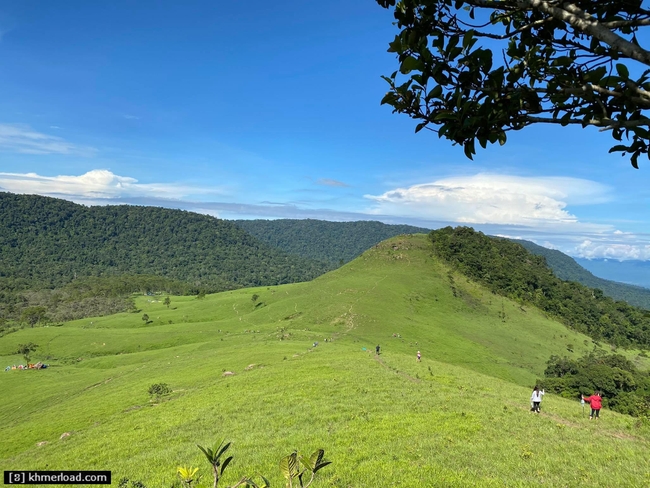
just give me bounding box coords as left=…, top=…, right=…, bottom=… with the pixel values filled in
left=1, top=235, right=648, bottom=487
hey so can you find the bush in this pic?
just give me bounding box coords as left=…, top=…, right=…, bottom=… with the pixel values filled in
left=148, top=383, right=172, bottom=397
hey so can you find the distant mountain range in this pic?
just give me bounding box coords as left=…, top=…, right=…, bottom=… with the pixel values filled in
left=575, top=258, right=650, bottom=289
left=512, top=239, right=650, bottom=310
left=1, top=192, right=648, bottom=328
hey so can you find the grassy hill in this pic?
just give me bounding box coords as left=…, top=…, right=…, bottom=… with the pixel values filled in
left=233, top=219, right=430, bottom=265
left=1, top=235, right=648, bottom=487
left=513, top=239, right=650, bottom=310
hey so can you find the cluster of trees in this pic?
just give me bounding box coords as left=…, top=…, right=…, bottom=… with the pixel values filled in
left=513, top=239, right=650, bottom=310
left=540, top=352, right=650, bottom=418
left=234, top=219, right=429, bottom=266
left=429, top=227, right=650, bottom=348
left=0, top=193, right=330, bottom=327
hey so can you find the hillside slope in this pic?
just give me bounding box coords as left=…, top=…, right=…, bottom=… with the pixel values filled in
left=233, top=218, right=430, bottom=265
left=0, top=193, right=327, bottom=291
left=513, top=239, right=650, bottom=310
left=1, top=235, right=648, bottom=487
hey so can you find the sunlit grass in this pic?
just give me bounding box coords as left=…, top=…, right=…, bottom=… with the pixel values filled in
left=1, top=235, right=648, bottom=487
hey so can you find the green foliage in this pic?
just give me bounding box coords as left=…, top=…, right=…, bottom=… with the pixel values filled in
left=377, top=0, right=650, bottom=167
left=513, top=239, right=650, bottom=311
left=164, top=297, right=172, bottom=309
left=0, top=193, right=328, bottom=324
left=177, top=467, right=200, bottom=488
left=429, top=227, right=650, bottom=347
left=148, top=383, right=172, bottom=398
left=20, top=306, right=48, bottom=328
left=281, top=449, right=331, bottom=488
left=197, top=440, right=234, bottom=488
left=234, top=219, right=428, bottom=265
left=540, top=352, right=650, bottom=417
left=15, top=342, right=38, bottom=362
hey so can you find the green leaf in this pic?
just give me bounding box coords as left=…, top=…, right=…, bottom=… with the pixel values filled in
left=462, top=30, right=474, bottom=50
left=463, top=140, right=475, bottom=160
left=310, top=449, right=324, bottom=468
left=197, top=444, right=213, bottom=463
left=616, top=63, right=630, bottom=79
left=216, top=441, right=231, bottom=460
left=300, top=455, right=312, bottom=471
left=498, top=131, right=507, bottom=146
left=220, top=456, right=233, bottom=475
left=313, top=461, right=332, bottom=474
left=428, top=85, right=443, bottom=100
left=259, top=476, right=271, bottom=488
left=280, top=452, right=298, bottom=480
left=400, top=56, right=421, bottom=74
left=608, top=144, right=629, bottom=153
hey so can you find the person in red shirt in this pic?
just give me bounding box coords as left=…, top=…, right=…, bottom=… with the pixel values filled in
left=582, top=391, right=602, bottom=420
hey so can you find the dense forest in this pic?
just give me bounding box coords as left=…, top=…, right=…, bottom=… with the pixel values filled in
left=540, top=352, right=650, bottom=418
left=513, top=239, right=650, bottom=310
left=233, top=219, right=430, bottom=265
left=430, top=227, right=650, bottom=348
left=0, top=193, right=328, bottom=326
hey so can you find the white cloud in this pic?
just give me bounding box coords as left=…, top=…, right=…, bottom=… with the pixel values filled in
left=365, top=174, right=611, bottom=227
left=574, top=239, right=650, bottom=261
left=0, top=169, right=218, bottom=200
left=0, top=123, right=96, bottom=156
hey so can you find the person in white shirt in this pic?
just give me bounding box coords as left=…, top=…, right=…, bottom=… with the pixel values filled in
left=530, top=386, right=545, bottom=413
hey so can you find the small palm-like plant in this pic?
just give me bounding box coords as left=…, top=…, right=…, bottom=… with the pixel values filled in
left=197, top=440, right=234, bottom=488
left=177, top=466, right=200, bottom=487
left=280, top=449, right=331, bottom=488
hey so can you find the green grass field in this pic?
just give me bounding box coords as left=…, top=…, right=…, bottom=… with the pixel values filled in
left=1, top=235, right=649, bottom=487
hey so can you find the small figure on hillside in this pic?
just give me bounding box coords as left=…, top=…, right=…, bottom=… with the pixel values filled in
left=376, top=344, right=381, bottom=355
left=417, top=351, right=421, bottom=362
left=583, top=391, right=602, bottom=420
left=530, top=386, right=544, bottom=413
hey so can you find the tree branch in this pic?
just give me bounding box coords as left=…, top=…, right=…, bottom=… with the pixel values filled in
left=521, top=1, right=650, bottom=65
left=525, top=115, right=650, bottom=129
left=601, top=17, right=650, bottom=29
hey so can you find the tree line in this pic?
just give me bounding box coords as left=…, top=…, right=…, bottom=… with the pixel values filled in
left=429, top=226, right=650, bottom=348
left=0, top=193, right=329, bottom=327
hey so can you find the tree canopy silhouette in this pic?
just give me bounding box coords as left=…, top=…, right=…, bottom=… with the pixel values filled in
left=377, top=0, right=650, bottom=167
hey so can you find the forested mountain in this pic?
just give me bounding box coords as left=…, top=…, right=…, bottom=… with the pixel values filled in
left=512, top=239, right=650, bottom=310
left=430, top=227, right=650, bottom=348
left=233, top=219, right=430, bottom=265
left=0, top=193, right=328, bottom=324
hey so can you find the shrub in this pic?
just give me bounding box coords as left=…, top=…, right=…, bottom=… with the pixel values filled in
left=148, top=383, right=172, bottom=398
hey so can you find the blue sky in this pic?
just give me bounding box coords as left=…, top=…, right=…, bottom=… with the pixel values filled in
left=0, top=0, right=649, bottom=261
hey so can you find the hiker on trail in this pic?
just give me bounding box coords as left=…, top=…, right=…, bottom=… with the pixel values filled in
left=417, top=351, right=421, bottom=362
left=583, top=391, right=602, bottom=420
left=376, top=345, right=380, bottom=355
left=530, top=386, right=544, bottom=413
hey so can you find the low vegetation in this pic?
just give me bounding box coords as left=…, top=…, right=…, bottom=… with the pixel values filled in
left=540, top=352, right=650, bottom=418
left=1, top=234, right=648, bottom=487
